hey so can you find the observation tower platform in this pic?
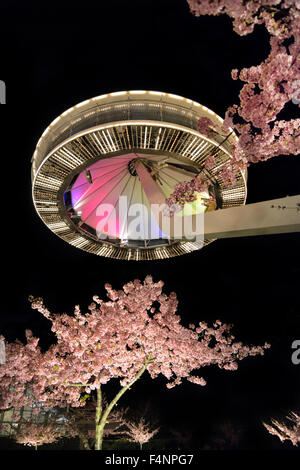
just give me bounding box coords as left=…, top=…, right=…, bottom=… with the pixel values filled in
left=31, top=91, right=247, bottom=260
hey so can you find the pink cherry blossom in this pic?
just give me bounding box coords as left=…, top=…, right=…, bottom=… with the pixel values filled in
left=168, top=1, right=300, bottom=208
left=9, top=418, right=77, bottom=449
left=0, top=277, right=270, bottom=449
left=197, top=117, right=218, bottom=135
left=125, top=417, right=159, bottom=449
left=263, top=412, right=300, bottom=446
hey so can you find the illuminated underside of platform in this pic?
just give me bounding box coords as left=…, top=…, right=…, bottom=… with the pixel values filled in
left=31, top=91, right=247, bottom=260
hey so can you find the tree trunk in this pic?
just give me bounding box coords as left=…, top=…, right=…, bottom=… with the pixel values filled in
left=78, top=431, right=91, bottom=450
left=95, top=388, right=103, bottom=450
left=95, top=423, right=105, bottom=450
left=67, top=406, right=91, bottom=450
left=94, top=356, right=151, bottom=450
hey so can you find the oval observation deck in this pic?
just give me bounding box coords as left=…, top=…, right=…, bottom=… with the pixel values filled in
left=31, top=90, right=247, bottom=260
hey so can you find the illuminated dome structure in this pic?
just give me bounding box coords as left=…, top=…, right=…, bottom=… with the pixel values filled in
left=31, top=91, right=247, bottom=260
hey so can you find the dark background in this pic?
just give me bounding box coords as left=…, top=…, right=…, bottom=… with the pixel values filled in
left=0, top=0, right=299, bottom=451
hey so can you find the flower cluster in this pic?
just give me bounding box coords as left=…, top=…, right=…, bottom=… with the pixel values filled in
left=14, top=420, right=75, bottom=448
left=124, top=417, right=159, bottom=449
left=166, top=173, right=209, bottom=208
left=0, top=278, right=270, bottom=412
left=169, top=1, right=300, bottom=207
left=187, top=1, right=300, bottom=38
left=263, top=412, right=300, bottom=446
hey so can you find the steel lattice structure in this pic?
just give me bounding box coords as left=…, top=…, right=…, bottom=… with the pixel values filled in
left=31, top=91, right=247, bottom=260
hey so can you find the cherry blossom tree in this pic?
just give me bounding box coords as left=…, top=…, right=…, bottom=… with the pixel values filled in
left=168, top=1, right=300, bottom=207
left=14, top=421, right=69, bottom=450
left=263, top=411, right=300, bottom=446
left=0, top=404, right=80, bottom=450
left=0, top=277, right=270, bottom=450
left=125, top=416, right=159, bottom=450
left=0, top=414, right=76, bottom=450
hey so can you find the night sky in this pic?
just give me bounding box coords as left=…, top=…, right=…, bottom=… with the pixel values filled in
left=1, top=0, right=300, bottom=454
